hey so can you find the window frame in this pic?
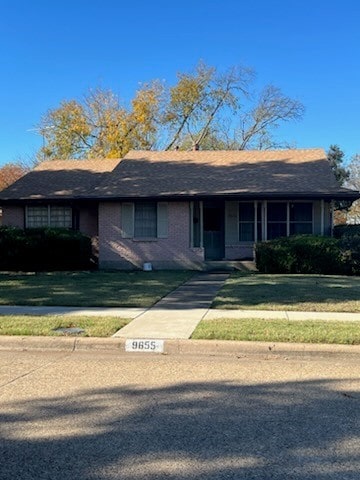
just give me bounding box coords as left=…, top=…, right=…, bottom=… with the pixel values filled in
left=26, top=205, right=73, bottom=229
left=266, top=201, right=313, bottom=240
left=238, top=201, right=256, bottom=242
left=134, top=201, right=158, bottom=239
left=121, top=201, right=168, bottom=240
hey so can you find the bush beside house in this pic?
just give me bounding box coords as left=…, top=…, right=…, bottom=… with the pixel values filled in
left=0, top=226, right=93, bottom=271
left=255, top=234, right=359, bottom=275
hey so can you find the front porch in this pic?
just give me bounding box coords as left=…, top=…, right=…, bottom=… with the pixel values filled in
left=190, top=199, right=332, bottom=262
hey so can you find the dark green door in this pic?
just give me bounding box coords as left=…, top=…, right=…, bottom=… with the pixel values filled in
left=203, top=202, right=225, bottom=260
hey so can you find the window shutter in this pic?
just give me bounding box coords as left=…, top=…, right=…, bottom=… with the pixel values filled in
left=121, top=203, right=134, bottom=238
left=157, top=202, right=168, bottom=238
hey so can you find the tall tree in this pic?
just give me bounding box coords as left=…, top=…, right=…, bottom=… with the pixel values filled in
left=236, top=85, right=304, bottom=150
left=347, top=154, right=360, bottom=190
left=327, top=144, right=349, bottom=185
left=0, top=162, right=29, bottom=191
left=163, top=63, right=251, bottom=150
left=39, top=83, right=163, bottom=160
left=36, top=62, right=305, bottom=160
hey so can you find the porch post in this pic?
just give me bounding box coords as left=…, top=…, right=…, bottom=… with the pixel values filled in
left=320, top=199, right=325, bottom=235
left=263, top=201, right=267, bottom=241
left=199, top=200, right=204, bottom=248
left=330, top=200, right=334, bottom=236
left=189, top=202, right=194, bottom=247
left=254, top=201, right=258, bottom=243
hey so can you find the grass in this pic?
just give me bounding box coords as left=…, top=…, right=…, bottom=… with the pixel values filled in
left=191, top=318, right=360, bottom=345
left=213, top=273, right=360, bottom=312
left=0, top=316, right=131, bottom=337
left=0, top=270, right=193, bottom=307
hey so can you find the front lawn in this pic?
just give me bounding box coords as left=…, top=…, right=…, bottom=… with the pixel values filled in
left=192, top=318, right=360, bottom=345
left=213, top=273, right=360, bottom=312
left=0, top=271, right=193, bottom=307
left=0, top=316, right=130, bottom=337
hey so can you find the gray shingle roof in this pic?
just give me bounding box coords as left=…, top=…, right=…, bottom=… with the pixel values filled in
left=92, top=149, right=357, bottom=199
left=0, top=149, right=358, bottom=201
left=0, top=158, right=121, bottom=200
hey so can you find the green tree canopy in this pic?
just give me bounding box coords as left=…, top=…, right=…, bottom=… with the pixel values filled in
left=327, top=144, right=349, bottom=185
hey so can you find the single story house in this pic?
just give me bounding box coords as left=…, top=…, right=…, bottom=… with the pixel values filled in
left=0, top=149, right=359, bottom=269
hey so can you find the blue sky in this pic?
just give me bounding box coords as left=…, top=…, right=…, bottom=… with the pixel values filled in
left=0, top=0, right=359, bottom=166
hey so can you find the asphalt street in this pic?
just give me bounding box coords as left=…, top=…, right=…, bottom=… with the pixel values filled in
left=0, top=350, right=359, bottom=479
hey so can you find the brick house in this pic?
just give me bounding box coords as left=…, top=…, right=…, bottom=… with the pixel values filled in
left=1, top=149, right=358, bottom=269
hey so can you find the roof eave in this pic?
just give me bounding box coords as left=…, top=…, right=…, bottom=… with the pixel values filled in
left=1, top=190, right=359, bottom=204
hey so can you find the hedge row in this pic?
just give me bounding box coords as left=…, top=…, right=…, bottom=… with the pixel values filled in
left=255, top=234, right=360, bottom=275
left=333, top=224, right=360, bottom=238
left=0, top=226, right=93, bottom=271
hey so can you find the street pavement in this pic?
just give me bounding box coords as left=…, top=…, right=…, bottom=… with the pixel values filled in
left=0, top=349, right=359, bottom=479
left=1, top=271, right=359, bottom=479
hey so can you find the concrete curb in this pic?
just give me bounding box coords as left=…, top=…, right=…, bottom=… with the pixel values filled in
left=0, top=335, right=359, bottom=359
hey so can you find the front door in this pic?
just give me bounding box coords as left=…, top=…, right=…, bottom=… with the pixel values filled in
left=203, top=201, right=225, bottom=260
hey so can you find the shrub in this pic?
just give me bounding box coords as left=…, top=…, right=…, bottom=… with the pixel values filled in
left=0, top=226, right=92, bottom=271
left=333, top=224, right=360, bottom=238
left=339, top=235, right=360, bottom=275
left=255, top=235, right=345, bottom=275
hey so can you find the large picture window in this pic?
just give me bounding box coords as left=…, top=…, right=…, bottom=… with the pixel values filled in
left=26, top=206, right=72, bottom=228
left=266, top=202, right=313, bottom=240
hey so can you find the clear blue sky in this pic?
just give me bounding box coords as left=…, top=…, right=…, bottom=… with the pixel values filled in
left=1, top=0, right=359, bottom=167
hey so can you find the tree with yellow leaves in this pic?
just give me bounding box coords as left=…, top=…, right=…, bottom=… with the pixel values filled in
left=37, top=62, right=304, bottom=160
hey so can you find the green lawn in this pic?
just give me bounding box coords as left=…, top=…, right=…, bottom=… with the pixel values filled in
left=0, top=271, right=193, bottom=307
left=213, top=273, right=360, bottom=312
left=0, top=316, right=130, bottom=337
left=192, top=318, right=360, bottom=345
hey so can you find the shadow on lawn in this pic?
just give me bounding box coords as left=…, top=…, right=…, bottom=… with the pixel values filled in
left=213, top=274, right=360, bottom=309
left=0, top=271, right=192, bottom=307
left=0, top=378, right=359, bottom=479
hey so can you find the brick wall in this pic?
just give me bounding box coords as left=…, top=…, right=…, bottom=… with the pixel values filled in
left=79, top=206, right=98, bottom=237
left=1, top=206, right=24, bottom=227
left=99, top=201, right=205, bottom=269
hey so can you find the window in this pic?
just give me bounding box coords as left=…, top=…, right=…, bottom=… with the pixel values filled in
left=290, top=202, right=313, bottom=234
left=257, top=203, right=262, bottom=241
left=239, top=202, right=255, bottom=241
left=26, top=206, right=48, bottom=228
left=266, top=202, right=313, bottom=240
left=26, top=206, right=72, bottom=228
left=50, top=206, right=72, bottom=228
left=121, top=202, right=168, bottom=239
left=267, top=203, right=287, bottom=239
left=134, top=202, right=157, bottom=238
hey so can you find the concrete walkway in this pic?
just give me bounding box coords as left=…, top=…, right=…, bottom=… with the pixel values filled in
left=113, top=273, right=230, bottom=339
